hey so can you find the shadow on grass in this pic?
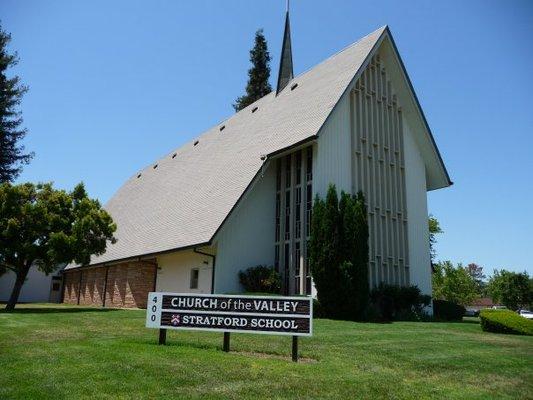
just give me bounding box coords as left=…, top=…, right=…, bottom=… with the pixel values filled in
left=459, top=319, right=480, bottom=324
left=135, top=336, right=220, bottom=352
left=0, top=307, right=120, bottom=314
left=138, top=337, right=315, bottom=362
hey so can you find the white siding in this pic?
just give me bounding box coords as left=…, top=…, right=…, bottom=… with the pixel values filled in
left=314, top=94, right=352, bottom=197
left=0, top=266, right=56, bottom=303
left=213, top=163, right=276, bottom=294
left=313, top=51, right=432, bottom=293
left=156, top=250, right=213, bottom=294
left=403, top=119, right=432, bottom=295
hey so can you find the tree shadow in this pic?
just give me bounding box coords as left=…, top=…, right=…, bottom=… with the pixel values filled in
left=458, top=318, right=480, bottom=324
left=0, top=307, right=120, bottom=314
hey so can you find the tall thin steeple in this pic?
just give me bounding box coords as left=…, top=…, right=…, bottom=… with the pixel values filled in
left=276, top=0, right=294, bottom=94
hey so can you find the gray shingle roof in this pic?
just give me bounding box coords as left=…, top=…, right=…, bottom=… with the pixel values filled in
left=67, top=26, right=387, bottom=269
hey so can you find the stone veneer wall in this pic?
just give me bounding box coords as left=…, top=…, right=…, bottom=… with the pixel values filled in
left=62, top=260, right=157, bottom=309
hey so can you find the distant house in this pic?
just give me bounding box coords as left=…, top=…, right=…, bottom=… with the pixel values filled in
left=62, top=14, right=451, bottom=308
left=0, top=265, right=64, bottom=304
left=466, top=297, right=496, bottom=313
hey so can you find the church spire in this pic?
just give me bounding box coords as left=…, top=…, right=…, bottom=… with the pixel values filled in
left=276, top=1, right=294, bottom=95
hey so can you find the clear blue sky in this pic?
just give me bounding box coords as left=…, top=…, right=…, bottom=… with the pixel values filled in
left=2, top=0, right=532, bottom=275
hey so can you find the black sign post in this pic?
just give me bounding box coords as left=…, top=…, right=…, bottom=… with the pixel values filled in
left=158, top=328, right=167, bottom=345
left=146, top=293, right=313, bottom=361
left=292, top=336, right=298, bottom=362
left=223, top=332, right=231, bottom=352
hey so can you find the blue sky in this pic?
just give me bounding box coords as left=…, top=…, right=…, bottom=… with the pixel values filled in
left=2, top=0, right=532, bottom=275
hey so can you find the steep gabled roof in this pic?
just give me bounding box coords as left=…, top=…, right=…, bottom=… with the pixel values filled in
left=67, top=25, right=449, bottom=269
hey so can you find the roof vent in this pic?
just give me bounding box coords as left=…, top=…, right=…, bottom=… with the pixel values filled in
left=194, top=140, right=199, bottom=146
left=219, top=125, right=225, bottom=132
left=153, top=164, right=158, bottom=169
left=251, top=106, right=258, bottom=113
left=260, top=155, right=266, bottom=161
left=290, top=83, right=298, bottom=91
left=172, top=153, right=177, bottom=159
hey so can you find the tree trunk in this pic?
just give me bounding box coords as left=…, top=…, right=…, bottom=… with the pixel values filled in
left=5, top=263, right=31, bottom=312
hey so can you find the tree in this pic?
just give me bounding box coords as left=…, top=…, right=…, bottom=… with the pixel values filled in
left=309, top=184, right=369, bottom=320
left=466, top=263, right=486, bottom=295
left=0, top=22, right=33, bottom=183
left=432, top=261, right=478, bottom=306
left=233, top=29, right=272, bottom=112
left=0, top=182, right=116, bottom=311
left=428, top=215, right=442, bottom=264
left=487, top=270, right=532, bottom=310
left=339, top=190, right=369, bottom=317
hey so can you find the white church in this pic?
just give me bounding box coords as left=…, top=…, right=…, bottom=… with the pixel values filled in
left=62, top=12, right=451, bottom=308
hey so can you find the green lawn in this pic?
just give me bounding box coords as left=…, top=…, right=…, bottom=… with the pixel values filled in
left=1, top=304, right=532, bottom=399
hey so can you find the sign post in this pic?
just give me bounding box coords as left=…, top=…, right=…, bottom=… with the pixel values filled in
left=146, top=293, right=312, bottom=361
left=158, top=328, right=166, bottom=345
left=292, top=336, right=298, bottom=362
left=223, top=332, right=231, bottom=352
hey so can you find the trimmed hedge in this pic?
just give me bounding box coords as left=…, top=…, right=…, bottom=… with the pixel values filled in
left=369, top=284, right=431, bottom=321
left=479, top=309, right=533, bottom=336
left=433, top=299, right=465, bottom=321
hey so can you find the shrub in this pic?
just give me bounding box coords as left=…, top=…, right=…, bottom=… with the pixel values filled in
left=238, top=265, right=281, bottom=294
left=309, top=185, right=369, bottom=321
left=369, top=284, right=431, bottom=321
left=479, top=309, right=533, bottom=336
left=433, top=299, right=465, bottom=321
left=312, top=298, right=325, bottom=318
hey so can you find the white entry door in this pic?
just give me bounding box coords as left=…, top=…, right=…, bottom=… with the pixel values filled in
left=198, top=266, right=212, bottom=294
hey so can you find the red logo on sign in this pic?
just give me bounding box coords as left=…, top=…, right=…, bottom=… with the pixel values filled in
left=171, top=314, right=180, bottom=326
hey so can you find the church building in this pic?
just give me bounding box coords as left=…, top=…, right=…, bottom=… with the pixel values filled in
left=62, top=12, right=451, bottom=308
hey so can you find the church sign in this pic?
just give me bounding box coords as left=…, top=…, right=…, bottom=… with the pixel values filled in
left=146, top=293, right=312, bottom=336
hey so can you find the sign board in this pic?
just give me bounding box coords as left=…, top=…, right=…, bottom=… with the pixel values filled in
left=146, top=292, right=313, bottom=336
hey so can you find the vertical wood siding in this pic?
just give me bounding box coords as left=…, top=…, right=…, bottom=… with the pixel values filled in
left=351, top=55, right=410, bottom=288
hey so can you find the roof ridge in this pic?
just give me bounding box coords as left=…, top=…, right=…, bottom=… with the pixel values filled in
left=225, top=26, right=387, bottom=117
left=291, top=25, right=388, bottom=82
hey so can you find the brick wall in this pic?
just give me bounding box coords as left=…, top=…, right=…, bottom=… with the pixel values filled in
left=63, top=270, right=81, bottom=304
left=62, top=259, right=157, bottom=309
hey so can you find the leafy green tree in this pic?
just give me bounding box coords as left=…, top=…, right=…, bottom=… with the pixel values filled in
left=432, top=261, right=478, bottom=306
left=309, top=184, right=369, bottom=320
left=0, top=22, right=33, bottom=183
left=467, top=263, right=486, bottom=295
left=233, top=29, right=272, bottom=111
left=0, top=182, right=116, bottom=311
left=339, top=190, right=369, bottom=317
left=428, top=215, right=442, bottom=264
left=487, top=270, right=532, bottom=310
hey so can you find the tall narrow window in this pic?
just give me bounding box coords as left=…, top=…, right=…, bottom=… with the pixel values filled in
left=275, top=160, right=282, bottom=268
left=285, top=155, right=291, bottom=188
left=284, top=190, right=291, bottom=240
left=294, top=242, right=301, bottom=294
left=306, top=184, right=312, bottom=237
left=275, top=193, right=281, bottom=240
left=273, top=146, right=313, bottom=295
left=296, top=150, right=302, bottom=185
left=274, top=245, right=280, bottom=272
left=284, top=243, right=290, bottom=290
left=190, top=268, right=199, bottom=289
left=295, top=187, right=301, bottom=239
left=306, top=147, right=313, bottom=182
left=305, top=240, right=312, bottom=295
left=276, top=159, right=282, bottom=191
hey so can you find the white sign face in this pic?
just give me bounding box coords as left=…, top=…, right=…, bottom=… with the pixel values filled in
left=146, top=292, right=313, bottom=336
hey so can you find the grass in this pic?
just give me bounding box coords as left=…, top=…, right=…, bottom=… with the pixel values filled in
left=1, top=304, right=532, bottom=400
